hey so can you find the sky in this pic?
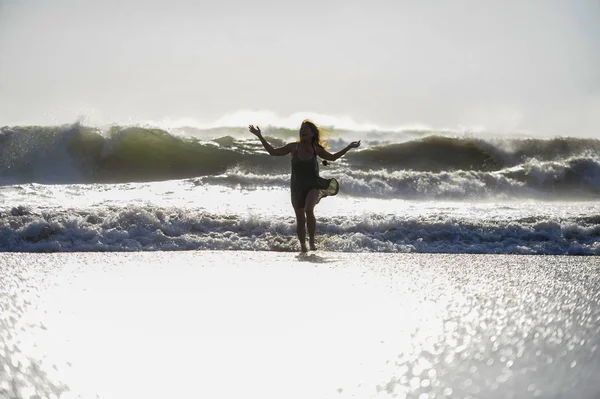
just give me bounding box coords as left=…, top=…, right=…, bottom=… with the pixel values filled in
left=0, top=0, right=599, bottom=134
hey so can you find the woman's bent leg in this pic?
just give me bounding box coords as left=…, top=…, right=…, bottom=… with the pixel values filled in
left=294, top=207, right=307, bottom=252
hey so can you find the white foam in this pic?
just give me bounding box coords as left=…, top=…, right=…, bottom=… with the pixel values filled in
left=1, top=197, right=599, bottom=254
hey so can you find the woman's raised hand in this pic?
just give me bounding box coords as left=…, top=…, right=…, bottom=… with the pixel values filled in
left=248, top=125, right=262, bottom=137
left=349, top=140, right=361, bottom=149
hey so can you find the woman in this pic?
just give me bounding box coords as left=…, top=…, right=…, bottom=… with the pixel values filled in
left=249, top=120, right=361, bottom=252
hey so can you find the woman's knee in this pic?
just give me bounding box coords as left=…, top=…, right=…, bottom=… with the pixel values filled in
left=304, top=190, right=319, bottom=213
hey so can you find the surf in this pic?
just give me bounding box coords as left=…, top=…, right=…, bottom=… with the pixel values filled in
left=1, top=124, right=599, bottom=200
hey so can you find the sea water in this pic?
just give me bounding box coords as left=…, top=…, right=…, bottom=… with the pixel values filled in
left=1, top=124, right=599, bottom=399
left=1, top=124, right=599, bottom=254
left=1, top=181, right=599, bottom=254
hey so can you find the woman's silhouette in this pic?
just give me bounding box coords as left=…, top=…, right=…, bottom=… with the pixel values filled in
left=249, top=120, right=361, bottom=252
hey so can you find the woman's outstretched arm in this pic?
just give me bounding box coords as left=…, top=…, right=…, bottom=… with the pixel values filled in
left=249, top=125, right=294, bottom=156
left=316, top=141, right=361, bottom=162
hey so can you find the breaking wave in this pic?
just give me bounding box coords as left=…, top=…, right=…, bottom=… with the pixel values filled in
left=1, top=124, right=599, bottom=199
left=1, top=205, right=599, bottom=254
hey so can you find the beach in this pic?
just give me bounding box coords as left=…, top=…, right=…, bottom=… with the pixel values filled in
left=1, top=251, right=599, bottom=399
left=3, top=1, right=600, bottom=397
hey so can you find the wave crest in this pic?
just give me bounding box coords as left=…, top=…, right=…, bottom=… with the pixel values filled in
left=1, top=125, right=600, bottom=200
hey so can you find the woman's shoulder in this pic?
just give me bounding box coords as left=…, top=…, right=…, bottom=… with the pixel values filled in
left=314, top=143, right=327, bottom=153
left=286, top=142, right=298, bottom=153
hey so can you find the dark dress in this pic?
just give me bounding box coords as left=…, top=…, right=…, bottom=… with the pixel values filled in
left=290, top=143, right=339, bottom=209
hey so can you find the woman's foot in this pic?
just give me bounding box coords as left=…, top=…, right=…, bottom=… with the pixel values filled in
left=309, top=240, right=317, bottom=251
left=300, top=243, right=308, bottom=252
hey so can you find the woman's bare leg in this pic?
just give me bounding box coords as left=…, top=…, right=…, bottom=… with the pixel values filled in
left=294, top=207, right=307, bottom=252
left=305, top=189, right=320, bottom=250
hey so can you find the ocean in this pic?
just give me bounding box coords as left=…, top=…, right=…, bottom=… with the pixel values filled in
left=1, top=123, right=599, bottom=398
left=1, top=123, right=599, bottom=254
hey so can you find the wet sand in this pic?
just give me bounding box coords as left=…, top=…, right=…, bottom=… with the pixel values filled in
left=1, top=252, right=599, bottom=399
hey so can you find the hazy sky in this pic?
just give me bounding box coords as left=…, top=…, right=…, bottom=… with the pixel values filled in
left=1, top=0, right=599, bottom=134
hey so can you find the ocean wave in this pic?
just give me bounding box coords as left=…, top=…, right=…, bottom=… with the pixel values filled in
left=0, top=124, right=287, bottom=184
left=346, top=135, right=600, bottom=172
left=1, top=125, right=600, bottom=200
left=198, top=156, right=600, bottom=199
left=1, top=205, right=599, bottom=254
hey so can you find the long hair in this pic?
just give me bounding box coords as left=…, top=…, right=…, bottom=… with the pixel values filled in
left=301, top=119, right=331, bottom=166
left=300, top=119, right=329, bottom=149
